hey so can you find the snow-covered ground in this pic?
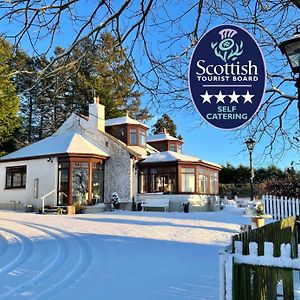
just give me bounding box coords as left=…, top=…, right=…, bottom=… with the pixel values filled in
left=0, top=206, right=246, bottom=299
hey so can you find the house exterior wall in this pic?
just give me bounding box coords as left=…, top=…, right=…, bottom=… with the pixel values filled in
left=102, top=140, right=131, bottom=204
left=0, top=158, right=57, bottom=210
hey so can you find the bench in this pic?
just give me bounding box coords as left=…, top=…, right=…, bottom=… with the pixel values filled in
left=141, top=199, right=169, bottom=212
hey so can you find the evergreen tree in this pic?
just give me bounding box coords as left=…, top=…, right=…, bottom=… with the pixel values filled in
left=55, top=33, right=151, bottom=121
left=15, top=32, right=151, bottom=145
left=152, top=114, right=181, bottom=139
left=0, top=40, right=19, bottom=154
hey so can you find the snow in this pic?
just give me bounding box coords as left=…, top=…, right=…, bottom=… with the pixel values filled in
left=0, top=206, right=246, bottom=299
left=126, top=144, right=158, bottom=158
left=147, top=133, right=179, bottom=142
left=141, top=151, right=202, bottom=163
left=141, top=151, right=223, bottom=168
left=105, top=116, right=149, bottom=128
left=0, top=131, right=110, bottom=161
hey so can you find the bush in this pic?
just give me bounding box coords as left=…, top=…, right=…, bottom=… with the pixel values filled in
left=260, top=176, right=300, bottom=198
left=219, top=183, right=253, bottom=198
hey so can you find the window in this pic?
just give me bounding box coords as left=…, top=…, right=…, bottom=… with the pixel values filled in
left=72, top=162, right=89, bottom=205
left=169, top=143, right=176, bottom=152
left=58, top=159, right=105, bottom=206
left=139, top=129, right=146, bottom=146
left=177, top=144, right=182, bottom=154
left=58, top=162, right=69, bottom=205
left=138, top=169, right=148, bottom=194
left=92, top=163, right=104, bottom=204
left=181, top=168, right=195, bottom=193
left=209, top=171, right=218, bottom=194
left=129, top=128, right=137, bottom=145
left=6, top=166, right=27, bottom=189
left=198, top=168, right=209, bottom=194
left=139, top=167, right=177, bottom=194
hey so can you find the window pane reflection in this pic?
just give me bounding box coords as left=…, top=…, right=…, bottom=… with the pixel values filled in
left=92, top=163, right=104, bottom=204
left=72, top=162, right=89, bottom=205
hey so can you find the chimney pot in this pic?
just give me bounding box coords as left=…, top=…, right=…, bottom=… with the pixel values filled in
left=93, top=96, right=100, bottom=104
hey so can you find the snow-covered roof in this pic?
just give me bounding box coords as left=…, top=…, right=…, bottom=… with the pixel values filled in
left=127, top=144, right=159, bottom=159
left=147, top=133, right=179, bottom=142
left=105, top=116, right=149, bottom=128
left=141, top=151, right=222, bottom=169
left=0, top=131, right=110, bottom=161
left=141, top=151, right=200, bottom=163
left=201, top=160, right=222, bottom=169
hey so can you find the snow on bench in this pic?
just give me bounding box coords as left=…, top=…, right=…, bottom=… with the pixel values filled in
left=141, top=198, right=169, bottom=212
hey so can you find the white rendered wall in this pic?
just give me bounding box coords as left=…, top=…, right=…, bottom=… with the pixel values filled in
left=0, top=157, right=57, bottom=210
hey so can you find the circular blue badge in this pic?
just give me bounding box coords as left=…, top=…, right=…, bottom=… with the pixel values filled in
left=188, top=25, right=266, bottom=130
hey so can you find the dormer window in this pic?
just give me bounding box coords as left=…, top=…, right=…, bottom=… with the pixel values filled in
left=105, top=115, right=148, bottom=147
left=130, top=128, right=137, bottom=145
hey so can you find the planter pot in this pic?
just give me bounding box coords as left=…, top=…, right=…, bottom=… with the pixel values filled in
left=251, top=216, right=265, bottom=229
left=67, top=206, right=76, bottom=215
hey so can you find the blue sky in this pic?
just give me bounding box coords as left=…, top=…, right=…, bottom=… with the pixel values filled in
left=1, top=1, right=298, bottom=170
left=146, top=110, right=299, bottom=170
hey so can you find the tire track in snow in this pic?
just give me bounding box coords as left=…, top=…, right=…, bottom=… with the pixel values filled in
left=0, top=227, right=33, bottom=277
left=0, top=224, right=66, bottom=299
left=10, top=222, right=92, bottom=300
left=0, top=232, right=9, bottom=257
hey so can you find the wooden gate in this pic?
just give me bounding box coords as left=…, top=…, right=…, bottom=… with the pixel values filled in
left=220, top=216, right=300, bottom=299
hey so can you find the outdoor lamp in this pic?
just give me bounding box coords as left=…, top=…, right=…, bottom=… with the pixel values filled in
left=245, top=138, right=256, bottom=201
left=245, top=138, right=256, bottom=152
left=280, top=30, right=300, bottom=131
left=279, top=31, right=300, bottom=74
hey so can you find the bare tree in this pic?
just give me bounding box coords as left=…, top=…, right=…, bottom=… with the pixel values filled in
left=0, top=0, right=299, bottom=160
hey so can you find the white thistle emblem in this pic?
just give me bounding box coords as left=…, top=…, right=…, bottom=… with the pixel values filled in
left=211, top=28, right=243, bottom=63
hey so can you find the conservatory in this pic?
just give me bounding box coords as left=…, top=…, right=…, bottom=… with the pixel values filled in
left=137, top=151, right=221, bottom=211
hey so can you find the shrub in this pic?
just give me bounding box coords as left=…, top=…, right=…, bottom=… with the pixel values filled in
left=260, top=176, right=300, bottom=198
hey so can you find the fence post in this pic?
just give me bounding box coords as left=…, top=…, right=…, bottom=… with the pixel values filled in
left=292, top=197, right=296, bottom=217
left=263, top=195, right=267, bottom=215
left=275, top=195, right=279, bottom=219
left=285, top=197, right=289, bottom=218
left=219, top=249, right=226, bottom=300
left=225, top=255, right=233, bottom=300
left=280, top=196, right=284, bottom=219
left=269, top=195, right=273, bottom=218
left=287, top=197, right=291, bottom=217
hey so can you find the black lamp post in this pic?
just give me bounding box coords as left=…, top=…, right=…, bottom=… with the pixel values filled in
left=279, top=31, right=300, bottom=129
left=245, top=138, right=256, bottom=201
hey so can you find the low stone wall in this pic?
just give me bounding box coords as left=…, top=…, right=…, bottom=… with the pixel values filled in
left=137, top=194, right=220, bottom=212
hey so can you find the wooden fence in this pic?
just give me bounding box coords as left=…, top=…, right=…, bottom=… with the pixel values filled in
left=219, top=216, right=300, bottom=299
left=263, top=195, right=300, bottom=220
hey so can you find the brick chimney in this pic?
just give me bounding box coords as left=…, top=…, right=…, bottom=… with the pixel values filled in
left=89, top=97, right=105, bottom=132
